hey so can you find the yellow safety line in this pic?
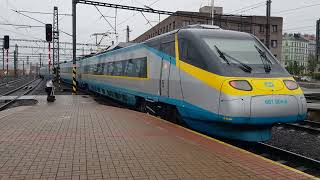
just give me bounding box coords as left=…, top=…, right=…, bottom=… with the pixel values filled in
left=146, top=114, right=319, bottom=180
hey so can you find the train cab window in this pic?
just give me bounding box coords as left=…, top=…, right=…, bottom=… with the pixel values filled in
left=179, top=39, right=206, bottom=69
left=161, top=41, right=175, bottom=58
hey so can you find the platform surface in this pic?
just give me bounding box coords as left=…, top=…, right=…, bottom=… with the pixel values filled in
left=0, top=95, right=316, bottom=180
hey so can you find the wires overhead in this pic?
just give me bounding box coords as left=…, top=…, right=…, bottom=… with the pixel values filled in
left=229, top=1, right=265, bottom=14
left=11, top=9, right=72, bottom=37
left=274, top=3, right=320, bottom=14
left=94, top=6, right=116, bottom=32
left=14, top=10, right=71, bottom=16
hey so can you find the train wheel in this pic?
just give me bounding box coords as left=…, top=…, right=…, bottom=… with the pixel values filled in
left=172, top=108, right=186, bottom=127
left=138, top=99, right=147, bottom=113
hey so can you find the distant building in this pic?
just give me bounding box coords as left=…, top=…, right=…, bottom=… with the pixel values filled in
left=199, top=6, right=223, bottom=15
left=281, top=33, right=310, bottom=72
left=134, top=6, right=283, bottom=63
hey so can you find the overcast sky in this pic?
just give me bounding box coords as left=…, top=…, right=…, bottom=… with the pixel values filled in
left=0, top=0, right=319, bottom=65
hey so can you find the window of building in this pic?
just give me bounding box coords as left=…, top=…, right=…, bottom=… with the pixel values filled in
left=272, top=25, right=278, bottom=32
left=173, top=21, right=176, bottom=29
left=271, top=40, right=277, bottom=48
left=259, top=25, right=265, bottom=32
left=182, top=20, right=190, bottom=27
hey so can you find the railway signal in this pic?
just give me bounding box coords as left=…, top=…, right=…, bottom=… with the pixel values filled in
left=45, top=24, right=52, bottom=74
left=3, top=35, right=9, bottom=78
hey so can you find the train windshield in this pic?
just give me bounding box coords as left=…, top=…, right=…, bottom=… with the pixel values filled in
left=202, top=37, right=277, bottom=65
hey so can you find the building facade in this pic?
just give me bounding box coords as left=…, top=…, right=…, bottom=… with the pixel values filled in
left=282, top=33, right=316, bottom=71
left=134, top=6, right=283, bottom=63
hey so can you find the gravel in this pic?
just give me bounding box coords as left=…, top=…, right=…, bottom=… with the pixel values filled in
left=267, top=126, right=320, bottom=161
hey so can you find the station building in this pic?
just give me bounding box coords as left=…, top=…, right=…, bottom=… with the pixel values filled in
left=133, top=6, right=283, bottom=63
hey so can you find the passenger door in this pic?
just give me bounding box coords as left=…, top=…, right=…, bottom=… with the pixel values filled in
left=160, top=42, right=174, bottom=97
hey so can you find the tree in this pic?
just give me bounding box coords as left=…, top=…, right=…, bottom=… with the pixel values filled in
left=285, top=61, right=304, bottom=76
left=307, top=54, right=318, bottom=75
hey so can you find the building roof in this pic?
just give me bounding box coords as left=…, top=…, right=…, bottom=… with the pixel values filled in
left=283, top=33, right=309, bottom=42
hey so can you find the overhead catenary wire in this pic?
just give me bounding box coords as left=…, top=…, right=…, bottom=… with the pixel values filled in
left=14, top=10, right=72, bottom=16
left=229, top=1, right=265, bottom=14
left=274, top=3, right=320, bottom=14
left=94, top=6, right=116, bottom=32
left=12, top=9, right=72, bottom=37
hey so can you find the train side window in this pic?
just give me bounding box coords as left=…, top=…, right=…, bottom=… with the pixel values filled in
left=121, top=61, right=127, bottom=76
left=108, top=62, right=115, bottom=75
left=96, top=63, right=104, bottom=75
left=139, top=57, right=147, bottom=78
left=125, top=60, right=135, bottom=77
left=114, top=62, right=123, bottom=76
left=103, top=63, right=109, bottom=75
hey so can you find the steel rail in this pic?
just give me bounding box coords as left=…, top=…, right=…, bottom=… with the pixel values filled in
left=233, top=141, right=320, bottom=177
left=0, top=78, right=39, bottom=97
left=255, top=142, right=320, bottom=176
left=0, top=77, right=25, bottom=87
left=281, top=121, right=320, bottom=134
left=0, top=79, right=42, bottom=111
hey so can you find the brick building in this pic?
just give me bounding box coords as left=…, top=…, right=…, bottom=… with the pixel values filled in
left=134, top=6, right=283, bottom=63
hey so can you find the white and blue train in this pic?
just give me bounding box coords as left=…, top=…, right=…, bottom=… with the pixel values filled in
left=40, top=25, right=307, bottom=142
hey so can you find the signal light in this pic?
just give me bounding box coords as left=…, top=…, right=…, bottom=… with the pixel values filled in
left=3, top=35, right=9, bottom=49
left=283, top=80, right=298, bottom=90
left=229, top=80, right=252, bottom=91
left=45, top=24, right=52, bottom=42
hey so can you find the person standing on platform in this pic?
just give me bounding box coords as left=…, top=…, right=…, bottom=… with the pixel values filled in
left=45, top=78, right=55, bottom=101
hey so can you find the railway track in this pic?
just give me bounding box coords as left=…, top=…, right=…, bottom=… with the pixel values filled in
left=0, top=78, right=42, bottom=111
left=235, top=142, right=320, bottom=177
left=280, top=120, right=320, bottom=134
left=0, top=77, right=26, bottom=87
left=0, top=77, right=36, bottom=96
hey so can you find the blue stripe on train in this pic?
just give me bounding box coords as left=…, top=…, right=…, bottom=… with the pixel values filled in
left=66, top=77, right=306, bottom=125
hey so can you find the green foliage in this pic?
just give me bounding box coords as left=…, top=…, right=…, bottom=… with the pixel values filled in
left=307, top=54, right=318, bottom=75
left=285, top=61, right=304, bottom=76
left=313, top=73, right=320, bottom=80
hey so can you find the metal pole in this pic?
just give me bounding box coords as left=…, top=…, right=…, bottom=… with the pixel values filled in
left=211, top=0, right=214, bottom=25
left=2, top=48, right=4, bottom=71
left=316, top=19, right=320, bottom=62
left=266, top=0, right=271, bottom=49
left=39, top=53, right=42, bottom=67
left=48, top=42, right=51, bottom=74
left=22, top=60, right=24, bottom=76
left=126, top=26, right=130, bottom=42
left=6, top=49, right=8, bottom=77
left=72, top=0, right=77, bottom=95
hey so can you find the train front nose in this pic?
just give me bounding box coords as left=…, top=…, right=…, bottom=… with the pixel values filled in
left=250, top=94, right=306, bottom=124
left=249, top=79, right=307, bottom=124
left=219, top=79, right=307, bottom=125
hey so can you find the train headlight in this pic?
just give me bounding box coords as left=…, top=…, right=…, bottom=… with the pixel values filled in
left=229, top=80, right=252, bottom=91
left=284, top=80, right=299, bottom=90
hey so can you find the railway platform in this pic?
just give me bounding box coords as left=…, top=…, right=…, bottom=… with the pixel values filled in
left=0, top=95, right=316, bottom=180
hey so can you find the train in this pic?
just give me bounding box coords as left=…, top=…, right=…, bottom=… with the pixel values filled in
left=40, top=24, right=307, bottom=142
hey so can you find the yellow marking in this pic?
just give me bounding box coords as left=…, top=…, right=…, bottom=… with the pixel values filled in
left=174, top=34, right=181, bottom=67
left=146, top=114, right=319, bottom=180
left=174, top=35, right=304, bottom=96
left=82, top=74, right=150, bottom=81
